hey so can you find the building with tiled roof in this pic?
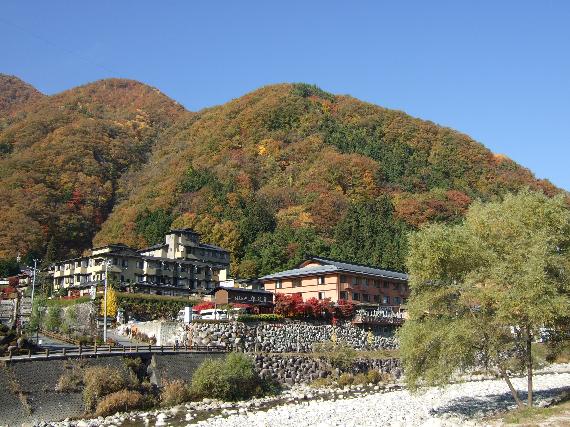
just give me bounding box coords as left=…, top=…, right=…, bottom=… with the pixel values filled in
left=261, top=256, right=409, bottom=307
left=49, top=228, right=230, bottom=298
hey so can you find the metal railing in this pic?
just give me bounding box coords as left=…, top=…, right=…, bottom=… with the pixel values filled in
left=1, top=343, right=227, bottom=361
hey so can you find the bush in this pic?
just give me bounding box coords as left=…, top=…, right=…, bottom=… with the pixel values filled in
left=44, top=306, right=63, bottom=332
left=83, top=366, right=127, bottom=411
left=313, top=341, right=357, bottom=371
left=191, top=353, right=268, bottom=401
left=310, top=377, right=334, bottom=388
left=237, top=314, right=284, bottom=322
left=337, top=373, right=354, bottom=387
left=365, top=369, right=383, bottom=384
left=95, top=389, right=146, bottom=417
left=56, top=364, right=84, bottom=392
left=116, top=292, right=200, bottom=321
left=160, top=379, right=191, bottom=406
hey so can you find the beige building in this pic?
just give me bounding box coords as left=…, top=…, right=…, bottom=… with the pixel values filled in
left=50, top=229, right=230, bottom=297
left=262, top=257, right=409, bottom=307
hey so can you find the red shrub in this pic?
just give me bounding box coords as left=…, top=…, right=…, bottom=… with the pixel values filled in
left=274, top=293, right=304, bottom=317
left=193, top=301, right=215, bottom=311
left=335, top=299, right=356, bottom=319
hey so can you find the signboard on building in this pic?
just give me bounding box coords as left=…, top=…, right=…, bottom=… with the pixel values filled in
left=212, top=288, right=273, bottom=306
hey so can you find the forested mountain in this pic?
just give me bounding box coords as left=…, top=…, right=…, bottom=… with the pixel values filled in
left=0, top=78, right=562, bottom=275
left=0, top=77, right=187, bottom=262
left=0, top=75, right=44, bottom=118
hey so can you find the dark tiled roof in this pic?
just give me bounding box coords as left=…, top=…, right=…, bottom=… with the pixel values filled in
left=138, top=243, right=168, bottom=252
left=199, top=243, right=229, bottom=252
left=260, top=257, right=408, bottom=281
left=170, top=228, right=200, bottom=235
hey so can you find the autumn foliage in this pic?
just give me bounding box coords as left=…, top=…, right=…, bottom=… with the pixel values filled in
left=273, top=293, right=354, bottom=320
left=193, top=301, right=215, bottom=311
left=0, top=77, right=561, bottom=275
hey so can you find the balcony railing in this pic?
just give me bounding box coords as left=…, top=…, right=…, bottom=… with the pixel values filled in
left=352, top=307, right=406, bottom=325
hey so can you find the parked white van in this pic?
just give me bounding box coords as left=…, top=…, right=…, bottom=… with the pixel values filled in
left=199, top=309, right=227, bottom=320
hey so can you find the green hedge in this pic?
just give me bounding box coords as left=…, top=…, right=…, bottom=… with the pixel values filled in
left=47, top=296, right=91, bottom=307
left=116, top=292, right=201, bottom=321
left=236, top=314, right=284, bottom=323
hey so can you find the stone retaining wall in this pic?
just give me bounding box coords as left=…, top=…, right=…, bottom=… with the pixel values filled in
left=254, top=354, right=402, bottom=385
left=190, top=321, right=398, bottom=352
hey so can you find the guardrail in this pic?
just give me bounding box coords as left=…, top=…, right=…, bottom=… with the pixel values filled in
left=1, top=344, right=227, bottom=361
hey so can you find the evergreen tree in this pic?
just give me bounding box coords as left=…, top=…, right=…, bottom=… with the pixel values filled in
left=331, top=196, right=408, bottom=270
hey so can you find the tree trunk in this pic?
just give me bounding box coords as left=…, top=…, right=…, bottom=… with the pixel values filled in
left=526, top=326, right=533, bottom=407
left=498, top=364, right=524, bottom=408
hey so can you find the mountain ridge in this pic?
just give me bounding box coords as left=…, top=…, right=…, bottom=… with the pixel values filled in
left=0, top=77, right=563, bottom=275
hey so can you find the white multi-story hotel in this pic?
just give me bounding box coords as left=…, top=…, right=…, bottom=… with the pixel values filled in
left=49, top=228, right=230, bottom=297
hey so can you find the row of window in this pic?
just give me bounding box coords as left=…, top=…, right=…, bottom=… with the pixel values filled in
left=184, top=246, right=229, bottom=260
left=56, top=258, right=216, bottom=275
left=58, top=274, right=216, bottom=290
left=339, top=291, right=405, bottom=305
left=273, top=276, right=408, bottom=293
left=340, top=275, right=408, bottom=292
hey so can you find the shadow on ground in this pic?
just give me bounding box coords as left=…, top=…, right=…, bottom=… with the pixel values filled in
left=430, top=386, right=570, bottom=418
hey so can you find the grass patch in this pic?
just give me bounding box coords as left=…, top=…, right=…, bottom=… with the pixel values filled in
left=312, top=341, right=357, bottom=371
left=95, top=389, right=147, bottom=417
left=501, top=397, right=570, bottom=425
left=83, top=366, right=128, bottom=411
left=160, top=379, right=191, bottom=406
left=56, top=362, right=85, bottom=392
left=310, top=369, right=394, bottom=389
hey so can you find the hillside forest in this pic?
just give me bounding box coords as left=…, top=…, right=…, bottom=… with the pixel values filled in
left=0, top=75, right=564, bottom=278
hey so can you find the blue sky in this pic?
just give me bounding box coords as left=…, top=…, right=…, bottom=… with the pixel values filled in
left=1, top=1, right=569, bottom=190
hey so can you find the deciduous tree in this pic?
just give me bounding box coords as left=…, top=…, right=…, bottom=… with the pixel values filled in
left=399, top=190, right=570, bottom=407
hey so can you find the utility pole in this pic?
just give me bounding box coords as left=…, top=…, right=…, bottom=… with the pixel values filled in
left=103, top=259, right=109, bottom=343
left=30, top=258, right=38, bottom=309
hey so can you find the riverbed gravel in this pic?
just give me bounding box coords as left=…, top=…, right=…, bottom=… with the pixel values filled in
left=46, top=364, right=570, bottom=427
left=193, top=370, right=570, bottom=427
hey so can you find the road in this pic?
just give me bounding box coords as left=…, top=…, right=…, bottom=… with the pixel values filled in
left=34, top=333, right=75, bottom=349
left=106, top=328, right=145, bottom=346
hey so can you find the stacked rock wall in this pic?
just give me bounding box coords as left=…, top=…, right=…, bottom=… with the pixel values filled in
left=253, top=354, right=402, bottom=385
left=189, top=321, right=397, bottom=352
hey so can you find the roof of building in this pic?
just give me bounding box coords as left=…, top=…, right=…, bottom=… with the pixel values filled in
left=170, top=228, right=200, bottom=235
left=90, top=243, right=133, bottom=251
left=259, top=256, right=408, bottom=281
left=208, top=287, right=274, bottom=296
left=199, top=243, right=229, bottom=252
left=137, top=243, right=168, bottom=252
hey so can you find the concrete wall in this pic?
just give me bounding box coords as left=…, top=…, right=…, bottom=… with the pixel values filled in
left=0, top=352, right=224, bottom=425
left=0, top=356, right=132, bottom=426
left=129, top=320, right=187, bottom=346
left=150, top=353, right=225, bottom=387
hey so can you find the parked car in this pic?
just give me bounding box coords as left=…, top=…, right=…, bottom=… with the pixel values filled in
left=199, top=309, right=227, bottom=320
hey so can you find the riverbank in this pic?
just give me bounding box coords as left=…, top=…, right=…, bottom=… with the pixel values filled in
left=44, top=364, right=570, bottom=427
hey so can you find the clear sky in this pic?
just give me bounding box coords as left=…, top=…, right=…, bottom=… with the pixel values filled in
left=1, top=1, right=569, bottom=190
